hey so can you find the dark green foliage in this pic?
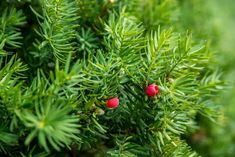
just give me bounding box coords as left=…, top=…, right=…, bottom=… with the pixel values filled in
left=0, top=8, right=26, bottom=54
left=77, top=28, right=98, bottom=52
left=0, top=0, right=225, bottom=156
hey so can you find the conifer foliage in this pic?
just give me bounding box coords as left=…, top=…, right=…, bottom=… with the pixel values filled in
left=0, top=0, right=224, bottom=156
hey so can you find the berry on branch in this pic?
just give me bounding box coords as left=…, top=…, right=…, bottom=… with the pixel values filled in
left=145, top=84, right=159, bottom=97
left=106, top=97, right=119, bottom=108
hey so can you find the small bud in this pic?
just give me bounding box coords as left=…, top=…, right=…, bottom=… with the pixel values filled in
left=108, top=0, right=116, bottom=3
left=48, top=62, right=55, bottom=68
left=168, top=78, right=175, bottom=83
left=96, top=108, right=105, bottom=115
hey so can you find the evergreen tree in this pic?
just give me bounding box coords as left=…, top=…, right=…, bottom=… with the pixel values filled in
left=0, top=0, right=224, bottom=156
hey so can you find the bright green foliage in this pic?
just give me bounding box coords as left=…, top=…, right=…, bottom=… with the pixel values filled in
left=30, top=0, right=79, bottom=64
left=21, top=72, right=81, bottom=151
left=0, top=0, right=225, bottom=156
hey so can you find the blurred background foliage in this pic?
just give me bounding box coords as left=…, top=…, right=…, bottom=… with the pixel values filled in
left=179, top=0, right=235, bottom=156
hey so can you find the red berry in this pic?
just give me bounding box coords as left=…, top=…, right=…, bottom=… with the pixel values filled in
left=145, top=84, right=159, bottom=97
left=106, top=97, right=119, bottom=108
